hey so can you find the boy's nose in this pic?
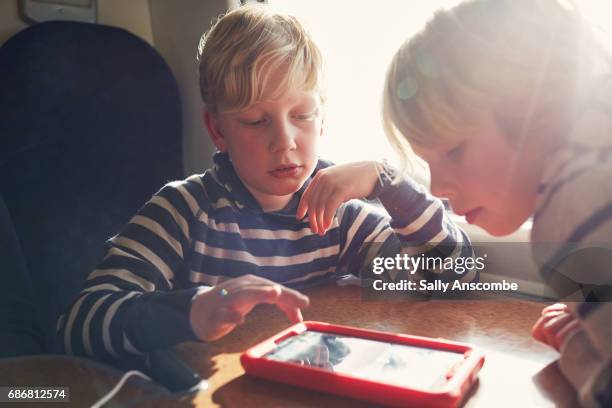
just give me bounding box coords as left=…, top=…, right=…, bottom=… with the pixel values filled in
left=270, top=120, right=297, bottom=152
left=429, top=166, right=456, bottom=200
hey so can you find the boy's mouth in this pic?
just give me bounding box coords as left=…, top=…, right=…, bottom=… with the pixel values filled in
left=463, top=207, right=483, bottom=224
left=269, top=163, right=302, bottom=178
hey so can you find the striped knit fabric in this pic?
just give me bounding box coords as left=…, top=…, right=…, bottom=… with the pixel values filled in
left=532, top=79, right=612, bottom=407
left=57, top=152, right=475, bottom=364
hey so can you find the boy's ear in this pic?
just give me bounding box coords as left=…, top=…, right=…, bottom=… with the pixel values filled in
left=204, top=110, right=228, bottom=151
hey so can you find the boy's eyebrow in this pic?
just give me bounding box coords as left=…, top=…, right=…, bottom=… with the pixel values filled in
left=295, top=106, right=319, bottom=113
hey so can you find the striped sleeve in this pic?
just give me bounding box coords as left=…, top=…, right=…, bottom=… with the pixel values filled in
left=565, top=302, right=612, bottom=408
left=336, top=174, right=477, bottom=285
left=533, top=146, right=612, bottom=407
left=57, top=176, right=207, bottom=362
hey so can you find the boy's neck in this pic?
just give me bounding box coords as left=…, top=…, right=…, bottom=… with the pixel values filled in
left=245, top=186, right=295, bottom=213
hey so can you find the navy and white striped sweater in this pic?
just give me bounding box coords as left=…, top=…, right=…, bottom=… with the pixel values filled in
left=531, top=78, right=612, bottom=408
left=58, top=152, right=475, bottom=363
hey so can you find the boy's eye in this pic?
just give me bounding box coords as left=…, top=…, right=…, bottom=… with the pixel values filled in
left=293, top=109, right=318, bottom=121
left=294, top=114, right=313, bottom=120
left=240, top=118, right=267, bottom=127
left=446, top=142, right=465, bottom=159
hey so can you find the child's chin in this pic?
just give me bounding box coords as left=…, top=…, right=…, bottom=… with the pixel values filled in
left=271, top=183, right=303, bottom=196
left=268, top=178, right=307, bottom=195
left=481, top=220, right=522, bottom=237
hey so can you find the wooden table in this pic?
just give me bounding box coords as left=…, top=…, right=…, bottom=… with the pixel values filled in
left=0, top=284, right=580, bottom=407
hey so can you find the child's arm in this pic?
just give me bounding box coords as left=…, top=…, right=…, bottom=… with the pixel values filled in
left=297, top=161, right=477, bottom=284
left=57, top=180, right=198, bottom=362
left=532, top=148, right=612, bottom=407
left=532, top=303, right=612, bottom=408
left=58, top=177, right=307, bottom=363
left=566, top=302, right=612, bottom=407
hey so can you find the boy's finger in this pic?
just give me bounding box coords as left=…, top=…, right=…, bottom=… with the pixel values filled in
left=556, top=319, right=581, bottom=351
left=543, top=313, right=574, bottom=350
left=308, top=206, right=319, bottom=234
left=221, top=275, right=272, bottom=292
left=308, top=186, right=321, bottom=234
left=217, top=307, right=246, bottom=326
left=227, top=284, right=283, bottom=308
left=298, top=176, right=320, bottom=220
left=277, top=286, right=310, bottom=309
left=316, top=190, right=330, bottom=235
left=542, top=303, right=567, bottom=315
left=230, top=283, right=309, bottom=312
left=532, top=312, right=565, bottom=344
left=323, top=193, right=343, bottom=232
left=278, top=304, right=304, bottom=324
left=316, top=205, right=326, bottom=236
left=297, top=185, right=311, bottom=220
left=311, top=186, right=330, bottom=235
left=531, top=316, right=547, bottom=343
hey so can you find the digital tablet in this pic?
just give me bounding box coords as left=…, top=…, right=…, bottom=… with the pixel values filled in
left=240, top=321, right=484, bottom=408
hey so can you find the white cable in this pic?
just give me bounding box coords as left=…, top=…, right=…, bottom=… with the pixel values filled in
left=90, top=370, right=152, bottom=408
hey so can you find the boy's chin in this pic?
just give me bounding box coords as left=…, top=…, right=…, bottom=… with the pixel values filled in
left=479, top=218, right=523, bottom=237
left=268, top=182, right=304, bottom=196
left=266, top=176, right=308, bottom=195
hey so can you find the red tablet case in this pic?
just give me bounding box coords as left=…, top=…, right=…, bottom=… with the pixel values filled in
left=241, top=321, right=484, bottom=408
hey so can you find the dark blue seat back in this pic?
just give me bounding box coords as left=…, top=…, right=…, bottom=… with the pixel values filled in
left=0, top=21, right=183, bottom=353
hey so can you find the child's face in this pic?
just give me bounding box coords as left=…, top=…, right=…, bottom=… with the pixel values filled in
left=206, top=88, right=323, bottom=212
left=411, top=114, right=548, bottom=237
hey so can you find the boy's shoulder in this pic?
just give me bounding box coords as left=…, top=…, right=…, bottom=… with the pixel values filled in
left=151, top=173, right=208, bottom=215
left=533, top=146, right=612, bottom=245
left=534, top=88, right=612, bottom=245
left=154, top=170, right=236, bottom=215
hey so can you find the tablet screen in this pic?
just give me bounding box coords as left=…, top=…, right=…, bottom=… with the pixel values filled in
left=264, top=330, right=464, bottom=390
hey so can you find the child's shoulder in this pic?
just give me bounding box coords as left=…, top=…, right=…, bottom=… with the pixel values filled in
left=533, top=148, right=612, bottom=244
left=149, top=173, right=212, bottom=217
left=160, top=173, right=207, bottom=195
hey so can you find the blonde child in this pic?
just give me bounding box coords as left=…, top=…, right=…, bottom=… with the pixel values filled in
left=58, top=5, right=475, bottom=367
left=383, top=0, right=612, bottom=405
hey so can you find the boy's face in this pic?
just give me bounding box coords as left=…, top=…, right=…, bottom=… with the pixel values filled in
left=411, top=114, right=548, bottom=237
left=205, top=88, right=323, bottom=212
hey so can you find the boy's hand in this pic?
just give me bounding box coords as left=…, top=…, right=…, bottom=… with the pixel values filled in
left=189, top=275, right=309, bottom=342
left=297, top=161, right=381, bottom=235
left=531, top=303, right=582, bottom=351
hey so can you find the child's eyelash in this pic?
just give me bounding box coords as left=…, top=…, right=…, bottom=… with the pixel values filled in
left=293, top=110, right=318, bottom=120
left=241, top=118, right=267, bottom=126
left=240, top=109, right=318, bottom=125
left=295, top=114, right=313, bottom=120
left=447, top=143, right=464, bottom=158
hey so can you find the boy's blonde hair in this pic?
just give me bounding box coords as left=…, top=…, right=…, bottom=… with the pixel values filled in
left=383, top=0, right=612, bottom=163
left=197, top=5, right=324, bottom=114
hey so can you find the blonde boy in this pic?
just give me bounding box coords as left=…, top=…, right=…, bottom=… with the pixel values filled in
left=58, top=5, right=474, bottom=366
left=383, top=0, right=612, bottom=406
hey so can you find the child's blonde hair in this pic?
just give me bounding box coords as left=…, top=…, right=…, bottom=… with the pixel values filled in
left=197, top=4, right=324, bottom=114
left=383, top=0, right=612, bottom=163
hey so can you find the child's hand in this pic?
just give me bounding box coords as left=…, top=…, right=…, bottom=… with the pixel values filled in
left=297, top=161, right=381, bottom=235
left=531, top=303, right=582, bottom=351
left=189, top=274, right=309, bottom=342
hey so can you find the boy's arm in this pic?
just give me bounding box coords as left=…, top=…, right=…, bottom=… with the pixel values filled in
left=332, top=163, right=477, bottom=284
left=532, top=158, right=612, bottom=407
left=562, top=303, right=612, bottom=407
left=57, top=176, right=207, bottom=362
left=296, top=160, right=477, bottom=285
